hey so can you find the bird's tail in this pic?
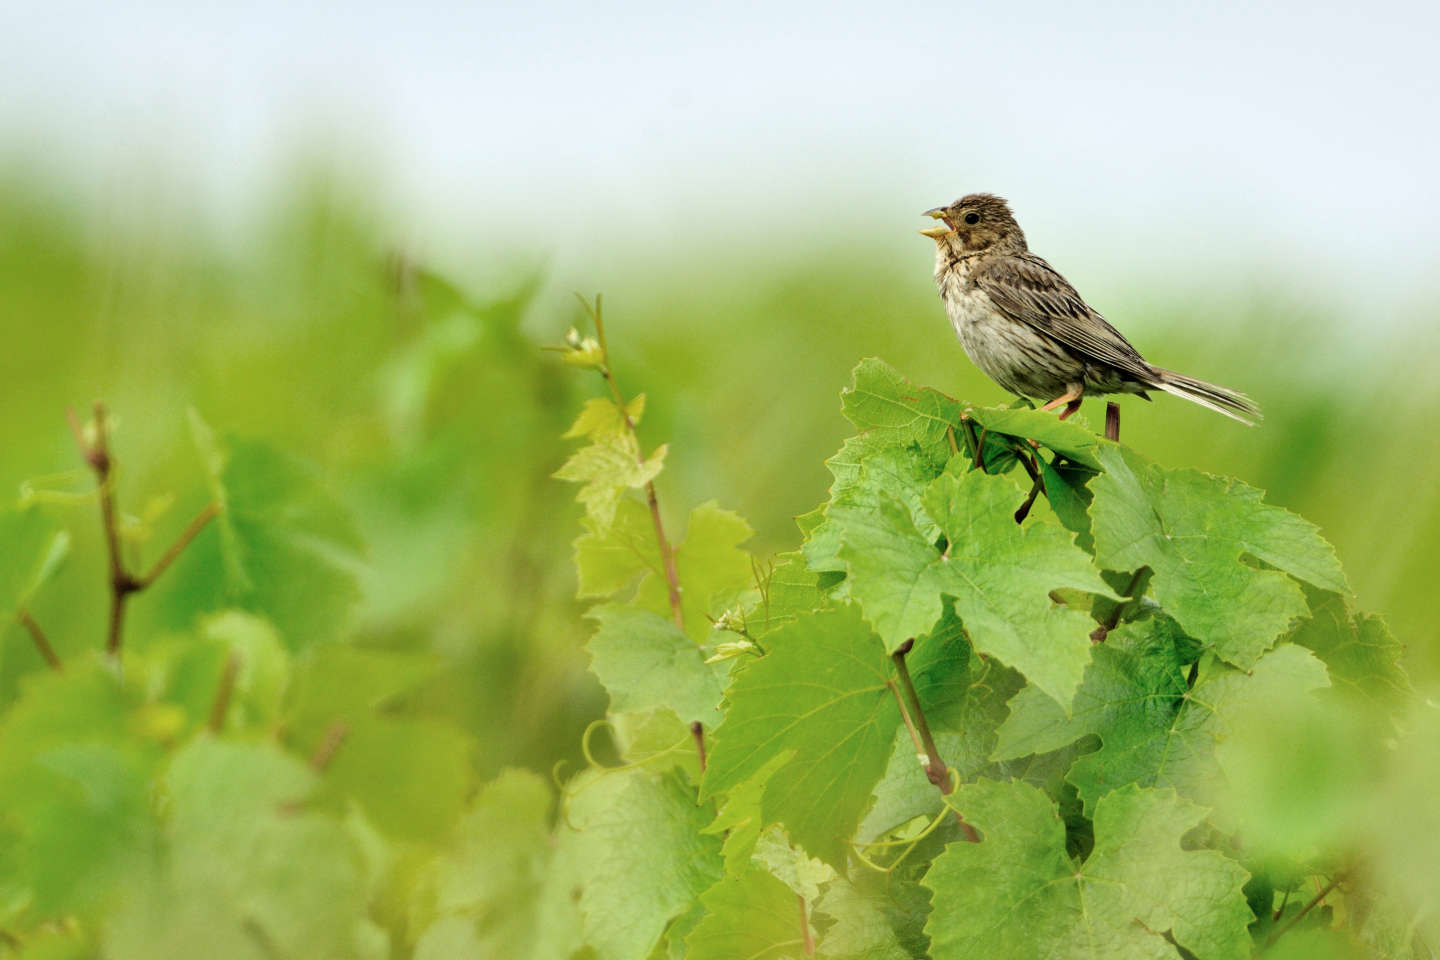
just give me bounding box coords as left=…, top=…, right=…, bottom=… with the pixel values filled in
left=1151, top=368, right=1261, bottom=425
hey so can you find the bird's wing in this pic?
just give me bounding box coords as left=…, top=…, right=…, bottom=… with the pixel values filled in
left=973, top=254, right=1157, bottom=383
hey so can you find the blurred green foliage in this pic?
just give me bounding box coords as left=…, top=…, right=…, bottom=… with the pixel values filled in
left=0, top=166, right=1437, bottom=955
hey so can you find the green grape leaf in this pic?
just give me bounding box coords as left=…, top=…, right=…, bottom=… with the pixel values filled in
left=554, top=429, right=667, bottom=530
left=635, top=500, right=755, bottom=643
left=0, top=658, right=159, bottom=921
left=750, top=825, right=836, bottom=902
left=701, top=752, right=791, bottom=872
left=907, top=608, right=1024, bottom=739
left=833, top=467, right=1116, bottom=708
left=795, top=505, right=826, bottom=539
left=815, top=878, right=912, bottom=960
left=279, top=645, right=469, bottom=841
left=860, top=612, right=1024, bottom=839
left=199, top=611, right=291, bottom=727
left=144, top=611, right=292, bottom=738
left=685, top=868, right=810, bottom=960
left=993, top=616, right=1191, bottom=763
left=924, top=780, right=1252, bottom=959
left=803, top=434, right=948, bottom=574
left=1091, top=445, right=1347, bottom=669
left=1040, top=457, right=1097, bottom=553
left=319, top=715, right=475, bottom=842
left=701, top=606, right=901, bottom=867
left=840, top=358, right=964, bottom=445
left=566, top=768, right=721, bottom=960
left=1213, top=670, right=1381, bottom=863
left=996, top=622, right=1331, bottom=814
left=755, top=552, right=827, bottom=635
left=573, top=496, right=655, bottom=598
left=563, top=394, right=647, bottom=439
left=284, top=645, right=436, bottom=751
left=1066, top=646, right=1329, bottom=815
left=586, top=604, right=724, bottom=727
left=414, top=769, right=559, bottom=958
left=0, top=506, right=68, bottom=617
left=104, top=739, right=384, bottom=960
left=1288, top=586, right=1410, bottom=713
left=183, top=412, right=364, bottom=647
left=574, top=499, right=754, bottom=642
left=966, top=405, right=1105, bottom=470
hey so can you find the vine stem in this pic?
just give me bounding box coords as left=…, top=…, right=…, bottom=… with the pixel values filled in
left=689, top=721, right=707, bottom=772
left=67, top=403, right=219, bottom=657
left=137, top=502, right=220, bottom=588
left=798, top=894, right=815, bottom=957
left=310, top=721, right=350, bottom=772
left=1264, top=872, right=1347, bottom=948
left=17, top=611, right=61, bottom=672
left=590, top=297, right=684, bottom=631
left=207, top=651, right=240, bottom=732
left=889, top=638, right=980, bottom=843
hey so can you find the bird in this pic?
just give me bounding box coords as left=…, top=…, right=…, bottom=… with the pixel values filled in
left=919, top=194, right=1259, bottom=437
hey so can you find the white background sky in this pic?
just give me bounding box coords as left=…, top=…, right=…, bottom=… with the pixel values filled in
left=3, top=0, right=1438, bottom=314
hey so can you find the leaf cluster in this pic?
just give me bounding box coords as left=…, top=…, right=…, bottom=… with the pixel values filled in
left=531, top=354, right=1428, bottom=960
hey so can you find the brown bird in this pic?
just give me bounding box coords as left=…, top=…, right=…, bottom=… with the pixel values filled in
left=920, top=194, right=1259, bottom=436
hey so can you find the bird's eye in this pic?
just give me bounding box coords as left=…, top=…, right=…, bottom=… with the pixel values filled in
left=963, top=212, right=980, bottom=225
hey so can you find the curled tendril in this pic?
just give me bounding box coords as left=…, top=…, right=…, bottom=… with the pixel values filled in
left=850, top=803, right=954, bottom=874
left=554, top=719, right=694, bottom=830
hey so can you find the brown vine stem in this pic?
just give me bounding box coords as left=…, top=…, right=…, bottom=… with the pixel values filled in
left=589, top=296, right=684, bottom=631
left=690, top=721, right=708, bottom=772
left=68, top=403, right=219, bottom=657
left=207, top=652, right=240, bottom=732
left=17, top=611, right=62, bottom=672
left=1013, top=475, right=1043, bottom=524
left=889, top=638, right=981, bottom=843
left=1264, top=871, right=1347, bottom=949
left=137, top=501, right=220, bottom=588
left=310, top=721, right=350, bottom=772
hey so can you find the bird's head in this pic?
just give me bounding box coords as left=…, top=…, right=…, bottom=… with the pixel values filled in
left=920, top=193, right=1026, bottom=255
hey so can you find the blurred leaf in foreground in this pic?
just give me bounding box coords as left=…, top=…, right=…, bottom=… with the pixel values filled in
left=0, top=658, right=158, bottom=924
left=167, top=412, right=365, bottom=647
left=104, top=738, right=384, bottom=960
left=412, top=769, right=567, bottom=959
left=0, top=506, right=69, bottom=621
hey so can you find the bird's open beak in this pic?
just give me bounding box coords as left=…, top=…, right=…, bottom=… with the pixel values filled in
left=919, top=207, right=951, bottom=239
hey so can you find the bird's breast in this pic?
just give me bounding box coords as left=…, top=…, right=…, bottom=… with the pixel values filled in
left=934, top=260, right=996, bottom=343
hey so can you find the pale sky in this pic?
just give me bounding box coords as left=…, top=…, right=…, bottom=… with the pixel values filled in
left=3, top=0, right=1438, bottom=312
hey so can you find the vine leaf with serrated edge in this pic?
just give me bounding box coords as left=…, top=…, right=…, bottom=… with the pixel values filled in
left=923, top=780, right=1253, bottom=960
left=701, top=605, right=901, bottom=868
left=1090, top=444, right=1346, bottom=669
left=585, top=604, right=726, bottom=727
left=994, top=619, right=1331, bottom=816
left=831, top=466, right=1119, bottom=709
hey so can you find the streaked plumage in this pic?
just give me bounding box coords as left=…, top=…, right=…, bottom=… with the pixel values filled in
left=921, top=193, right=1259, bottom=425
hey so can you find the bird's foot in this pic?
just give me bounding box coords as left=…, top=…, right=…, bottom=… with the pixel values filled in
left=1040, top=384, right=1084, bottom=416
